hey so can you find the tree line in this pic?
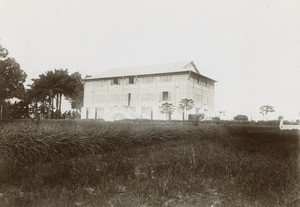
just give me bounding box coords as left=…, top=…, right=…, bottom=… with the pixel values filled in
left=0, top=44, right=83, bottom=120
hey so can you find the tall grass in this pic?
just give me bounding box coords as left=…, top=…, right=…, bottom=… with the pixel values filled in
left=0, top=120, right=207, bottom=163
left=0, top=120, right=299, bottom=206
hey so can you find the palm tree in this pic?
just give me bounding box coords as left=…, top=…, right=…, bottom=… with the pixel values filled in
left=179, top=98, right=195, bottom=120
left=30, top=69, right=69, bottom=118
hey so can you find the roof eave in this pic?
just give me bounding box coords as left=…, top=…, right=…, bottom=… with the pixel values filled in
left=83, top=71, right=191, bottom=81
left=190, top=71, right=217, bottom=82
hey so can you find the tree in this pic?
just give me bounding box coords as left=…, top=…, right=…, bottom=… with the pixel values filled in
left=233, top=115, right=249, bottom=121
left=159, top=102, right=175, bottom=120
left=179, top=98, right=195, bottom=120
left=260, top=105, right=275, bottom=120
left=64, top=72, right=84, bottom=110
left=30, top=69, right=84, bottom=119
left=1, top=99, right=30, bottom=119
left=0, top=44, right=27, bottom=119
left=30, top=69, right=69, bottom=118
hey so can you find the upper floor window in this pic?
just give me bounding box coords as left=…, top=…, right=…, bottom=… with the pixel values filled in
left=112, top=78, right=119, bottom=85
left=129, top=76, right=135, bottom=84
left=197, top=76, right=200, bottom=84
left=159, top=75, right=172, bottom=82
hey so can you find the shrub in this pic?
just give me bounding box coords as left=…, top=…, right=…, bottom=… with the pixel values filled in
left=188, top=113, right=204, bottom=126
left=212, top=117, right=220, bottom=122
left=233, top=115, right=249, bottom=121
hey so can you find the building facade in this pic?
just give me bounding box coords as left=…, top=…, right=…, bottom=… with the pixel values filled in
left=81, top=61, right=216, bottom=121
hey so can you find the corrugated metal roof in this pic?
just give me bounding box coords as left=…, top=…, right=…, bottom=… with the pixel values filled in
left=85, top=61, right=200, bottom=80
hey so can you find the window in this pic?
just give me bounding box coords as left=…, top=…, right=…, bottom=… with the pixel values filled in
left=160, top=75, right=172, bottom=82
left=125, top=93, right=134, bottom=106
left=129, top=77, right=134, bottom=84
left=112, top=78, right=119, bottom=85
left=162, top=91, right=169, bottom=101
left=128, top=93, right=131, bottom=106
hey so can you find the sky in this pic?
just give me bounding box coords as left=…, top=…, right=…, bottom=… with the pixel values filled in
left=0, top=0, right=299, bottom=120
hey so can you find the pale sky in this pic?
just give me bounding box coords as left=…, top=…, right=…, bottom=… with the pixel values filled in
left=0, top=0, right=299, bottom=120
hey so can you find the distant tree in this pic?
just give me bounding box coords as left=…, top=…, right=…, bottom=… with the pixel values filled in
left=233, top=115, right=249, bottom=121
left=0, top=44, right=27, bottom=119
left=260, top=105, right=275, bottom=120
left=159, top=102, right=175, bottom=120
left=179, top=98, right=195, bottom=120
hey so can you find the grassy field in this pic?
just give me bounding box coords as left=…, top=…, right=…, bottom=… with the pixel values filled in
left=0, top=120, right=299, bottom=207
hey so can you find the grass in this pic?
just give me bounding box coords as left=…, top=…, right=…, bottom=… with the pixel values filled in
left=0, top=120, right=299, bottom=206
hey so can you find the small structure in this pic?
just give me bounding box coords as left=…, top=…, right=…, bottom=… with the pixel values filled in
left=279, top=119, right=300, bottom=130
left=81, top=61, right=216, bottom=121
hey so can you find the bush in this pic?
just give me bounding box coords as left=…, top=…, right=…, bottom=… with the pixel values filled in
left=212, top=117, right=220, bottom=122
left=233, top=115, right=249, bottom=121
left=188, top=113, right=204, bottom=126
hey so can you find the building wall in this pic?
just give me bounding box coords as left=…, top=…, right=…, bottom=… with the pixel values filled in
left=81, top=72, right=215, bottom=120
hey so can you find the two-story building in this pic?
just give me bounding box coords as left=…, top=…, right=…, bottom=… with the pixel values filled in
left=81, top=61, right=216, bottom=121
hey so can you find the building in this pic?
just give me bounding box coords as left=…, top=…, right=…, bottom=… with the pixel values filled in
left=81, top=61, right=216, bottom=121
